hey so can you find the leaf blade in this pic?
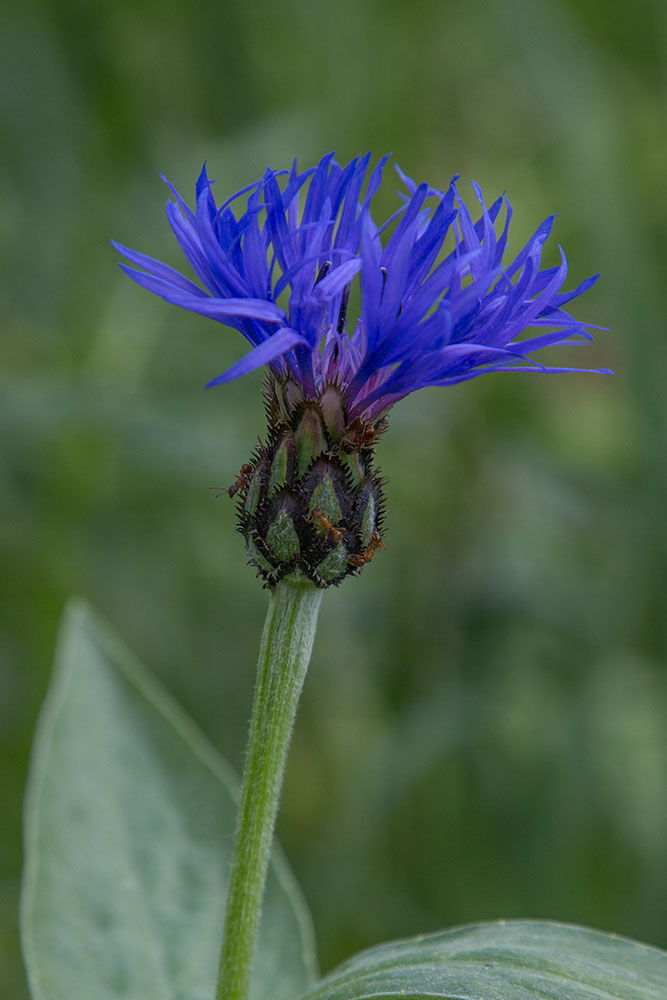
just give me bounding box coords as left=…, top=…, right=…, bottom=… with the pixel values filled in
left=22, top=598, right=317, bottom=1000
left=300, top=919, right=667, bottom=1000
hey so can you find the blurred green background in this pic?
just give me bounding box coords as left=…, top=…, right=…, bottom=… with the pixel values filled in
left=2, top=0, right=666, bottom=994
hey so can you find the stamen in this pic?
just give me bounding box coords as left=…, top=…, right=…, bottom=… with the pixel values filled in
left=379, top=266, right=402, bottom=317
left=380, top=266, right=388, bottom=300
left=314, top=260, right=332, bottom=286
left=337, top=283, right=351, bottom=333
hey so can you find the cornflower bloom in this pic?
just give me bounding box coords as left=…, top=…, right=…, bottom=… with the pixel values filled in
left=114, top=152, right=608, bottom=587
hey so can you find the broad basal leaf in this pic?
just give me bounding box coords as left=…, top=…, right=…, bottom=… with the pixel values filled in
left=21, top=599, right=317, bottom=1000
left=300, top=919, right=666, bottom=1000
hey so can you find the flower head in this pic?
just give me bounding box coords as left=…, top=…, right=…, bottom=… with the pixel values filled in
left=113, top=152, right=609, bottom=423
left=113, top=154, right=608, bottom=588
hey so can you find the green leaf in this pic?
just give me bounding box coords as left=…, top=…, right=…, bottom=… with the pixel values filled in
left=300, top=919, right=667, bottom=1000
left=21, top=599, right=317, bottom=1000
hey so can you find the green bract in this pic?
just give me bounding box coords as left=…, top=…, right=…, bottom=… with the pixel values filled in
left=237, top=377, right=386, bottom=588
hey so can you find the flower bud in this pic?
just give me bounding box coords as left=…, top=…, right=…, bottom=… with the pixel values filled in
left=236, top=377, right=386, bottom=587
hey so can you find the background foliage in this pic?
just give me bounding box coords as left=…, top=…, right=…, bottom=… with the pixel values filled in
left=1, top=0, right=665, bottom=995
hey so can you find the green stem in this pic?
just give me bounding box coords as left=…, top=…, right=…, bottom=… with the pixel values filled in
left=216, top=579, right=323, bottom=1000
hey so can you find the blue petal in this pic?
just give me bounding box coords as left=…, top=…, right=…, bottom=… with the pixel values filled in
left=118, top=264, right=207, bottom=300
left=206, top=326, right=309, bottom=386
left=193, top=189, right=250, bottom=297
left=165, top=200, right=225, bottom=294
left=489, top=363, right=614, bottom=375
left=112, top=241, right=206, bottom=297
left=167, top=296, right=287, bottom=323
left=312, top=258, right=362, bottom=300
left=510, top=328, right=594, bottom=354
left=547, top=272, right=600, bottom=309
left=504, top=215, right=556, bottom=281
left=160, top=173, right=195, bottom=224
left=117, top=155, right=605, bottom=407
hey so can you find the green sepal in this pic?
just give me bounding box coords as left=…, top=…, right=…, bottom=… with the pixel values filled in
left=295, top=406, right=326, bottom=478
left=308, top=475, right=342, bottom=521
left=245, top=467, right=263, bottom=517
left=267, top=438, right=292, bottom=496
left=360, top=493, right=376, bottom=547
left=314, top=542, right=349, bottom=583
left=319, top=384, right=346, bottom=441
left=266, top=508, right=300, bottom=561
left=246, top=537, right=274, bottom=574
left=339, top=450, right=365, bottom=488
left=282, top=379, right=304, bottom=413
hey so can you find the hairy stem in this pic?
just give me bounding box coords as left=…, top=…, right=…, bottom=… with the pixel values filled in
left=216, top=579, right=323, bottom=1000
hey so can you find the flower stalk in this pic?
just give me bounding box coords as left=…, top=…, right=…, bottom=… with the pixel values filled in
left=114, top=152, right=609, bottom=997
left=216, top=580, right=323, bottom=1000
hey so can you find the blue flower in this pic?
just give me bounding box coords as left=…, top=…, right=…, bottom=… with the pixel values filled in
left=113, top=152, right=609, bottom=420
